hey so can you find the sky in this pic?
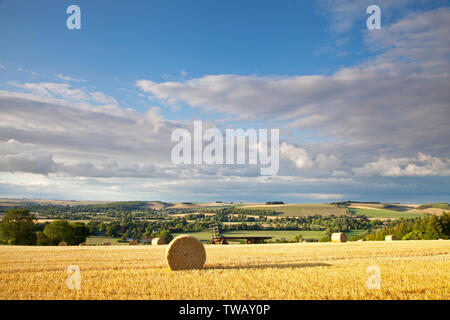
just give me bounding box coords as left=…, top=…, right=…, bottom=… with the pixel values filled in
left=0, top=0, right=449, bottom=203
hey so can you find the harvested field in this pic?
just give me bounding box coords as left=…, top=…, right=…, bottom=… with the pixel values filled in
left=0, top=240, right=448, bottom=300
left=241, top=204, right=347, bottom=217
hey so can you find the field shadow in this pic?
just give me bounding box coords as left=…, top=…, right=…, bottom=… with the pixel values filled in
left=206, top=262, right=331, bottom=271
left=271, top=211, right=284, bottom=216
left=383, top=204, right=412, bottom=212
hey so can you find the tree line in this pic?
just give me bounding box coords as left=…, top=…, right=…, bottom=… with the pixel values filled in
left=0, top=208, right=89, bottom=245
left=364, top=212, right=449, bottom=240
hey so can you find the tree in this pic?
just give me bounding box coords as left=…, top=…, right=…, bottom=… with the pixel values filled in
left=157, top=229, right=173, bottom=244
left=441, top=212, right=450, bottom=238
left=106, top=223, right=120, bottom=237
left=120, top=230, right=130, bottom=241
left=0, top=208, right=37, bottom=245
left=43, top=220, right=75, bottom=245
left=293, top=234, right=303, bottom=243
left=36, top=231, right=50, bottom=245
left=70, top=222, right=90, bottom=244
left=402, top=230, right=424, bottom=240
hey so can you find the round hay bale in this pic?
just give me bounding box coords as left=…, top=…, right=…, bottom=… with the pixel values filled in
left=331, top=232, right=347, bottom=243
left=58, top=241, right=67, bottom=246
left=129, top=240, right=138, bottom=245
left=152, top=238, right=165, bottom=245
left=357, top=239, right=365, bottom=242
left=78, top=242, right=87, bottom=246
left=166, top=235, right=206, bottom=271
left=385, top=235, right=396, bottom=241
left=102, top=241, right=112, bottom=246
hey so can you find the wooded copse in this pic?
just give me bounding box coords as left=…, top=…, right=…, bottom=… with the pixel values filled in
left=0, top=208, right=90, bottom=245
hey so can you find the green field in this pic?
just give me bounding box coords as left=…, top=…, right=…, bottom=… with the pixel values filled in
left=224, top=230, right=325, bottom=241
left=346, top=230, right=367, bottom=238
left=88, top=229, right=367, bottom=245
left=349, top=208, right=426, bottom=219
left=200, top=204, right=245, bottom=210
left=86, top=236, right=127, bottom=245
left=243, top=204, right=347, bottom=217
left=174, top=230, right=325, bottom=241
left=173, top=230, right=370, bottom=242
left=172, top=231, right=212, bottom=241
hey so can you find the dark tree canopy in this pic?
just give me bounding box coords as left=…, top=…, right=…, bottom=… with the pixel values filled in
left=0, top=208, right=37, bottom=245
left=155, top=229, right=173, bottom=244
left=43, top=220, right=89, bottom=245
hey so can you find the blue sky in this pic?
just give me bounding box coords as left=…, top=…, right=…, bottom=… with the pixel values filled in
left=2, top=0, right=443, bottom=115
left=0, top=0, right=449, bottom=203
left=1, top=0, right=355, bottom=116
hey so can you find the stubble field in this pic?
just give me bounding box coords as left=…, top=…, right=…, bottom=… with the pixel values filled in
left=0, top=240, right=448, bottom=300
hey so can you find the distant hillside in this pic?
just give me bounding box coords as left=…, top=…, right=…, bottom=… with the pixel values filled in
left=342, top=201, right=449, bottom=219
left=0, top=198, right=110, bottom=207
left=330, top=201, right=381, bottom=206
left=0, top=199, right=234, bottom=213
left=145, top=201, right=173, bottom=210
left=417, top=203, right=450, bottom=210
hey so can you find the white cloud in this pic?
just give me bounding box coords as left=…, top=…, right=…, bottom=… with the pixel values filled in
left=0, top=138, right=177, bottom=179
left=353, top=153, right=450, bottom=177
left=0, top=90, right=177, bottom=173
left=297, top=193, right=344, bottom=200
left=136, top=107, right=163, bottom=133
left=137, top=8, right=450, bottom=163
left=280, top=142, right=314, bottom=169
left=280, top=142, right=341, bottom=171
left=0, top=139, right=58, bottom=174
left=17, top=67, right=37, bottom=76
left=332, top=170, right=351, bottom=177
left=89, top=91, right=117, bottom=105
left=316, top=153, right=342, bottom=170
left=10, top=82, right=117, bottom=106
left=55, top=74, right=86, bottom=82
left=11, top=82, right=89, bottom=100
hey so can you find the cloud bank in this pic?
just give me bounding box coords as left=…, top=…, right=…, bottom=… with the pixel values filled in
left=0, top=7, right=449, bottom=202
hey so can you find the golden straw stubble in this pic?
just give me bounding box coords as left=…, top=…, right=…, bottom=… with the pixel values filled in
left=166, top=235, right=206, bottom=271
